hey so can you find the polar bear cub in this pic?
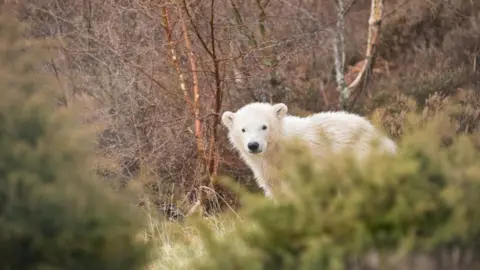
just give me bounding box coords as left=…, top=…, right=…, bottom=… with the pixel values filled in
left=221, top=102, right=396, bottom=198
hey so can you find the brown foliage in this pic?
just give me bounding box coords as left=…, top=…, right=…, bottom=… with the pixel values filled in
left=11, top=0, right=480, bottom=217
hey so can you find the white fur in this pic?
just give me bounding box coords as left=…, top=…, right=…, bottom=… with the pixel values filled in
left=221, top=102, right=396, bottom=198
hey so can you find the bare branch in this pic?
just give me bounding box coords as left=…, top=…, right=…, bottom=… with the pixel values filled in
left=182, top=0, right=214, bottom=57
left=161, top=6, right=193, bottom=108
left=333, top=0, right=385, bottom=109
left=178, top=3, right=203, bottom=159
left=347, top=0, right=384, bottom=90
left=333, top=0, right=348, bottom=109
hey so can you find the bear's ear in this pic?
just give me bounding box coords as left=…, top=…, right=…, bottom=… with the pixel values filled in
left=273, top=103, right=288, bottom=119
left=221, top=111, right=235, bottom=129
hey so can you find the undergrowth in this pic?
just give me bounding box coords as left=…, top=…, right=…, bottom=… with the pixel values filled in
left=149, top=100, right=480, bottom=270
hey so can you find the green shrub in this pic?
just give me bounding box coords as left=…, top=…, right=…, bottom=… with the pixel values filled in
left=0, top=13, right=152, bottom=269
left=176, top=107, right=480, bottom=270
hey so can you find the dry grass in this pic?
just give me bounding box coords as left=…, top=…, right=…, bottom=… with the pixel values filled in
left=142, top=207, right=238, bottom=270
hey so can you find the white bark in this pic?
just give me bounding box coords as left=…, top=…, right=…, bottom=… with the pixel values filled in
left=332, top=0, right=385, bottom=109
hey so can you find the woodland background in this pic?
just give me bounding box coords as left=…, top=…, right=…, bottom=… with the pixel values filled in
left=11, top=0, right=480, bottom=218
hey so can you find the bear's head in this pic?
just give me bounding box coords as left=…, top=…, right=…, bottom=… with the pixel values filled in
left=221, top=102, right=288, bottom=156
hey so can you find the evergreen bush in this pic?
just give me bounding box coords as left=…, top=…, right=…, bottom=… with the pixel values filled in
left=181, top=107, right=480, bottom=270
left=0, top=13, right=151, bottom=270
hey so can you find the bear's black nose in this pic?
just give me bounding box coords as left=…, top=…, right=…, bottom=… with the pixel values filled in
left=247, top=142, right=260, bottom=152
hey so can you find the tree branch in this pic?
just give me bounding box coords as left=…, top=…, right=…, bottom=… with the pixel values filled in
left=332, top=0, right=385, bottom=110
left=347, top=0, right=384, bottom=90
left=182, top=0, right=214, bottom=57
left=161, top=6, right=194, bottom=109
left=333, top=0, right=348, bottom=109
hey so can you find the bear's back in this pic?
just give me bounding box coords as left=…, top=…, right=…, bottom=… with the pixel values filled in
left=282, top=111, right=393, bottom=157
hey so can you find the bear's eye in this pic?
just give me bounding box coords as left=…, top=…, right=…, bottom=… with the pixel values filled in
left=241, top=128, right=246, bottom=133
left=261, top=125, right=267, bottom=130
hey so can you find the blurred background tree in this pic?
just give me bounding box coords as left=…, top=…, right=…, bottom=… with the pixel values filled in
left=0, top=11, right=152, bottom=270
